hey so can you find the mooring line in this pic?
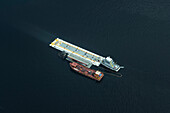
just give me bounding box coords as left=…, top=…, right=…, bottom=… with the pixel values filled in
left=97, top=66, right=123, bottom=78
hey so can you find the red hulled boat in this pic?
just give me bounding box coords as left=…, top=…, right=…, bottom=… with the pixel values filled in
left=70, top=62, right=104, bottom=81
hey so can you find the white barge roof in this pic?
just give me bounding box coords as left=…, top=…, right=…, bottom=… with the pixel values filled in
left=49, top=38, right=105, bottom=66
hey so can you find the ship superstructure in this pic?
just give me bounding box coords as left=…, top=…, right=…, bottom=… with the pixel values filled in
left=49, top=38, right=124, bottom=72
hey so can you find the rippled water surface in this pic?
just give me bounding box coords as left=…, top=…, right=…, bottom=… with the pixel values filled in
left=0, top=0, right=170, bottom=113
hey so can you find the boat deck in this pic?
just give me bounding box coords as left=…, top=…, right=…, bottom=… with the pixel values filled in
left=50, top=38, right=105, bottom=66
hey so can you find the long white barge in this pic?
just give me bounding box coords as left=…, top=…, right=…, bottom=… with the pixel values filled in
left=49, top=38, right=124, bottom=72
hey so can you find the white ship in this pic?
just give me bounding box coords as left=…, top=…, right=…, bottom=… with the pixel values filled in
left=49, top=38, right=124, bottom=72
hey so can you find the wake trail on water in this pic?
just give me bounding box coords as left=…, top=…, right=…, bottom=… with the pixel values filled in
left=12, top=21, right=56, bottom=44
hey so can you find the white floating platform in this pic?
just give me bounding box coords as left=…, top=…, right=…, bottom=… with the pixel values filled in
left=49, top=38, right=105, bottom=67
left=49, top=38, right=123, bottom=72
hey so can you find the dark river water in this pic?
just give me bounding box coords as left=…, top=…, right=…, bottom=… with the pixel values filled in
left=0, top=0, right=170, bottom=113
